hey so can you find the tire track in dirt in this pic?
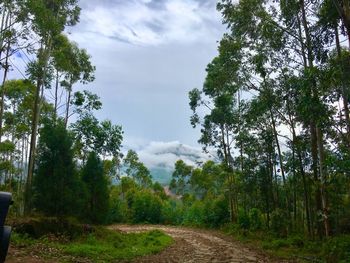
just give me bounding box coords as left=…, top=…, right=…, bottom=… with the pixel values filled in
left=110, top=225, right=294, bottom=263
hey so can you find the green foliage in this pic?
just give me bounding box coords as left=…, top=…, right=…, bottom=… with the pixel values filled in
left=107, top=186, right=128, bottom=223
left=270, top=209, right=288, bottom=237
left=183, top=201, right=205, bottom=227
left=248, top=208, right=263, bottom=231
left=203, top=196, right=230, bottom=228
left=33, top=119, right=85, bottom=217
left=322, top=236, right=350, bottom=263
left=124, top=150, right=152, bottom=188
left=161, top=199, right=184, bottom=225
left=237, top=209, right=250, bottom=230
left=131, top=190, right=163, bottom=224
left=12, top=221, right=173, bottom=262
left=82, top=152, right=110, bottom=224
left=62, top=228, right=173, bottom=262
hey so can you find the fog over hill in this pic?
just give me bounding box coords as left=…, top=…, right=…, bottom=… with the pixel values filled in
left=124, top=141, right=216, bottom=184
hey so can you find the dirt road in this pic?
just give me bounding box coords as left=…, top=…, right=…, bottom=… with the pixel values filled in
left=110, top=225, right=293, bottom=263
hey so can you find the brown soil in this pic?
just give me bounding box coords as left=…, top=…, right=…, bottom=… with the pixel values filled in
left=110, top=225, right=295, bottom=263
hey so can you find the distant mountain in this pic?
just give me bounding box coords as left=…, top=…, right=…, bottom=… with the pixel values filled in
left=135, top=141, right=214, bottom=185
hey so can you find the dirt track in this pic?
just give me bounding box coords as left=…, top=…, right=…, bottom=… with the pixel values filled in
left=110, top=225, right=293, bottom=263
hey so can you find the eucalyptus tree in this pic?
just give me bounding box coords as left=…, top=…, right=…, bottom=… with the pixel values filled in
left=24, top=0, right=81, bottom=214
left=123, top=150, right=152, bottom=188
left=0, top=0, right=33, bottom=140
left=71, top=111, right=123, bottom=165
left=215, top=0, right=338, bottom=237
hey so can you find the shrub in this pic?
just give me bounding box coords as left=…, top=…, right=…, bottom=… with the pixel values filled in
left=270, top=209, right=288, bottom=237
left=131, top=190, right=163, bottom=224
left=203, top=196, right=230, bottom=228
left=161, top=200, right=184, bottom=225
left=183, top=200, right=205, bottom=226
left=322, top=236, right=350, bottom=263
left=249, top=208, right=262, bottom=231
left=238, top=209, right=250, bottom=230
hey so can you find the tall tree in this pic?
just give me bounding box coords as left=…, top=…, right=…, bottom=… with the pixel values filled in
left=24, top=0, right=81, bottom=214
left=32, top=118, right=84, bottom=217
left=82, top=152, right=109, bottom=224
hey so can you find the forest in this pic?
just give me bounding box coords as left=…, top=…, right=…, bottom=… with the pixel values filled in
left=0, top=0, right=350, bottom=262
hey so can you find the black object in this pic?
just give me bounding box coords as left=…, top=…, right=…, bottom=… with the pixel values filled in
left=0, top=192, right=12, bottom=263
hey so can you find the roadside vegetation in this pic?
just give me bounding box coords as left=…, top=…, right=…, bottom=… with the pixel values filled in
left=10, top=218, right=172, bottom=262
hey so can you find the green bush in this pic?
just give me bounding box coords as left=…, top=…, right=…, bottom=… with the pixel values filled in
left=131, top=190, right=163, bottom=224
left=203, top=196, right=230, bottom=228
left=249, top=208, right=262, bottom=231
left=322, top=236, right=350, bottom=263
left=270, top=209, right=288, bottom=237
left=183, top=200, right=205, bottom=226
left=262, top=238, right=290, bottom=250
left=161, top=200, right=184, bottom=225
left=238, top=209, right=250, bottom=230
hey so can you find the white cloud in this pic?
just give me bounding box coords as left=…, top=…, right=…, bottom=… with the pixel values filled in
left=72, top=0, right=222, bottom=46
left=124, top=139, right=216, bottom=169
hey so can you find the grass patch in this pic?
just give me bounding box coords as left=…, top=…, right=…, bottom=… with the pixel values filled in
left=11, top=219, right=173, bottom=262
left=221, top=224, right=350, bottom=262
left=60, top=228, right=173, bottom=262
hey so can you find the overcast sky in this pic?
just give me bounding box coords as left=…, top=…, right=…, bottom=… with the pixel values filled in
left=68, top=0, right=225, bottom=151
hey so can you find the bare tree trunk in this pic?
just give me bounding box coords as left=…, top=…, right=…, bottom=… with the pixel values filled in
left=0, top=38, right=11, bottom=141
left=54, top=70, right=59, bottom=117
left=270, top=109, right=286, bottom=184
left=316, top=127, right=331, bottom=237
left=64, top=86, right=72, bottom=128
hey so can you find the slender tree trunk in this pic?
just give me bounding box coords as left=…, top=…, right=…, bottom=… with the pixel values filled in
left=64, top=86, right=72, bottom=128
left=24, top=78, right=42, bottom=214
left=300, top=0, right=329, bottom=237
left=0, top=6, right=9, bottom=62
left=54, top=70, right=59, bottom=118
left=316, top=128, right=331, bottom=237
left=0, top=38, right=11, bottom=141
left=25, top=39, right=52, bottom=214
left=270, top=110, right=286, bottom=184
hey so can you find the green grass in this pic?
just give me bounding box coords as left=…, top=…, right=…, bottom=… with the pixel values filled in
left=221, top=224, right=350, bottom=262
left=11, top=226, right=173, bottom=262
left=60, top=228, right=173, bottom=262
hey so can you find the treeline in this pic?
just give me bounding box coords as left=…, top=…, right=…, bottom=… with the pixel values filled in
left=187, top=0, right=350, bottom=240
left=108, top=154, right=230, bottom=227
left=0, top=0, right=123, bottom=217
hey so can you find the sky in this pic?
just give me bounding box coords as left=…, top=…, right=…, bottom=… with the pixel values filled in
left=10, top=0, right=226, bottom=170
left=68, top=0, right=225, bottom=150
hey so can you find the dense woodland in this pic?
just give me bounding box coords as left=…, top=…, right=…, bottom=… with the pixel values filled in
left=1, top=0, right=350, bottom=261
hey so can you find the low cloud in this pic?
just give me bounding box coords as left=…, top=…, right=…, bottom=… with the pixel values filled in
left=124, top=139, right=216, bottom=169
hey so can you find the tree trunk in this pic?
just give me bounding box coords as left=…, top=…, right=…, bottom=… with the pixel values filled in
left=54, top=70, right=59, bottom=118
left=0, top=37, right=11, bottom=141
left=300, top=0, right=328, bottom=237
left=24, top=39, right=52, bottom=214
left=24, top=78, right=42, bottom=214
left=316, top=127, right=331, bottom=237
left=64, top=86, right=72, bottom=128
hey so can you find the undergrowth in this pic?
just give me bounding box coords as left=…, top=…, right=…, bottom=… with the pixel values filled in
left=10, top=218, right=173, bottom=262
left=222, top=224, right=350, bottom=263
